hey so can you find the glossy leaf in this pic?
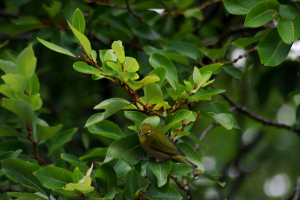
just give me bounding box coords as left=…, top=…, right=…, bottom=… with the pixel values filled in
left=63, top=183, right=94, bottom=193
left=0, top=149, right=22, bottom=160
left=160, top=110, right=193, bottom=133
left=146, top=164, right=169, bottom=193
left=223, top=0, right=263, bottom=15
left=141, top=116, right=160, bottom=127
left=73, top=167, right=84, bottom=183
left=149, top=53, right=178, bottom=90
left=47, top=128, right=77, bottom=156
left=17, top=45, right=36, bottom=79
left=8, top=192, right=45, bottom=200
left=199, top=64, right=223, bottom=74
left=201, top=171, right=226, bottom=187
left=146, top=186, right=182, bottom=200
left=94, top=98, right=136, bottom=110
left=167, top=42, right=201, bottom=61
left=2, top=98, right=34, bottom=123
left=279, top=5, right=298, bottom=20
left=124, top=111, right=148, bottom=123
left=37, top=38, right=75, bottom=57
left=87, top=120, right=124, bottom=140
left=232, top=30, right=268, bottom=48
left=124, top=57, right=139, bottom=72
left=61, top=153, right=89, bottom=173
left=192, top=88, right=225, bottom=101
left=0, top=126, right=19, bottom=137
left=244, top=0, right=279, bottom=27
left=177, top=143, right=204, bottom=172
left=36, top=124, right=63, bottom=143
left=2, top=158, right=50, bottom=195
left=43, top=1, right=61, bottom=18
left=112, top=40, right=125, bottom=63
left=73, top=61, right=100, bottom=74
left=2, top=74, right=27, bottom=92
left=278, top=14, right=300, bottom=44
left=223, top=65, right=242, bottom=79
left=149, top=160, right=172, bottom=187
left=0, top=60, right=17, bottom=74
left=27, top=73, right=40, bottom=96
left=126, top=168, right=148, bottom=194
left=257, top=28, right=291, bottom=66
left=150, top=66, right=167, bottom=86
left=95, top=163, right=117, bottom=195
left=145, top=83, right=164, bottom=105
left=68, top=21, right=92, bottom=55
left=79, top=148, right=107, bottom=162
left=127, top=75, right=160, bottom=91
left=107, top=133, right=146, bottom=165
left=72, top=8, right=85, bottom=34
left=34, top=167, right=73, bottom=189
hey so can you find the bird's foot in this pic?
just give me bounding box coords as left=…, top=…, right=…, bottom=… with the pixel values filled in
left=137, top=156, right=156, bottom=162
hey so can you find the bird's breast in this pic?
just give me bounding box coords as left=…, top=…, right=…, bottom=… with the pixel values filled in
left=141, top=144, right=171, bottom=161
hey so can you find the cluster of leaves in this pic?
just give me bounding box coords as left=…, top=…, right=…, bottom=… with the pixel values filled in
left=1, top=0, right=300, bottom=199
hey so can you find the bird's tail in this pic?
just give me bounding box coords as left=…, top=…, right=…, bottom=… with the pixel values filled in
left=173, top=155, right=197, bottom=169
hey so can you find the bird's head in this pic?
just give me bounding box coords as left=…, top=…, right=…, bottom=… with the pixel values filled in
left=139, top=123, right=154, bottom=138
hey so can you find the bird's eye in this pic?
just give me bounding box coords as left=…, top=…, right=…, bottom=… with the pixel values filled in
left=147, top=130, right=151, bottom=135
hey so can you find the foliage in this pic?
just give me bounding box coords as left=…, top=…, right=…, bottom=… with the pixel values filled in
left=0, top=0, right=300, bottom=200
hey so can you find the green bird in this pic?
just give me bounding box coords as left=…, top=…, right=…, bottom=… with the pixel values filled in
left=138, top=123, right=197, bottom=169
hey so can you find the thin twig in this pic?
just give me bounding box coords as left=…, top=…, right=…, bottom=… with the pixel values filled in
left=171, top=175, right=194, bottom=200
left=199, top=122, right=219, bottom=141
left=125, top=0, right=145, bottom=24
left=287, top=176, right=300, bottom=200
left=224, top=46, right=257, bottom=65
left=220, top=92, right=300, bottom=135
left=26, top=123, right=44, bottom=165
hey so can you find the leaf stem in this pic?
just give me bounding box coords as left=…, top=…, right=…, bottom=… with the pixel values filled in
left=26, top=123, right=44, bottom=165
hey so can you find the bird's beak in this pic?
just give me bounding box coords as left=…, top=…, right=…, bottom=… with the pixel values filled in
left=139, top=132, right=145, bottom=137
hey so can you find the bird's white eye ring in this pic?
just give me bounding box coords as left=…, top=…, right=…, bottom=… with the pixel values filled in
left=147, top=130, right=150, bottom=135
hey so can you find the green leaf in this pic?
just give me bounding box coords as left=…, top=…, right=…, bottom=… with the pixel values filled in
left=2, top=158, right=50, bottom=195
left=192, top=89, right=225, bottom=101
left=33, top=167, right=73, bottom=190
left=87, top=120, right=124, bottom=140
left=126, top=168, right=148, bottom=194
left=73, top=167, right=84, bottom=183
left=36, top=124, right=63, bottom=143
left=176, top=143, right=204, bottom=172
left=133, top=24, right=161, bottom=40
left=146, top=186, right=182, bottom=200
left=94, top=98, right=135, bottom=110
left=160, top=110, right=193, bottom=133
left=201, top=171, right=226, bottom=187
left=73, top=61, right=100, bottom=74
left=149, top=160, right=172, bottom=187
left=27, top=73, right=40, bottom=96
left=223, top=0, right=263, bottom=15
left=0, top=60, right=17, bottom=74
left=127, top=75, right=160, bottom=91
left=2, top=74, right=27, bottom=92
left=278, top=14, right=300, bottom=44
left=104, top=49, right=117, bottom=62
left=95, top=163, right=117, bottom=195
left=244, top=0, right=279, bottom=27
left=0, top=126, right=19, bottom=137
left=232, top=30, right=268, bottom=48
left=106, top=133, right=146, bottom=165
left=141, top=116, right=160, bottom=127
left=47, top=128, right=77, bottom=156
left=193, top=67, right=202, bottom=89
left=145, top=83, right=164, bottom=105
left=184, top=8, right=203, bottom=21
left=63, top=183, right=94, bottom=194
left=199, top=64, right=223, bottom=74
left=257, top=28, right=291, bottom=66
left=124, top=57, right=139, bottom=72
left=201, top=102, right=234, bottom=130
left=0, top=149, right=22, bottom=160
left=37, top=38, right=75, bottom=57
left=223, top=65, right=242, bottom=79
left=68, top=21, right=92, bottom=55
left=43, top=1, right=61, bottom=18
left=124, top=111, right=148, bottom=123
left=112, top=41, right=125, bottom=63
left=205, top=38, right=232, bottom=60
left=2, top=98, right=34, bottom=123
left=149, top=53, right=178, bottom=90
left=166, top=42, right=201, bottom=61
left=72, top=8, right=85, bottom=34
left=146, top=164, right=169, bottom=193
left=17, top=45, right=36, bottom=79
left=8, top=192, right=44, bottom=200
left=79, top=148, right=107, bottom=162
left=61, top=153, right=89, bottom=173
left=279, top=5, right=298, bottom=20
left=150, top=66, right=167, bottom=86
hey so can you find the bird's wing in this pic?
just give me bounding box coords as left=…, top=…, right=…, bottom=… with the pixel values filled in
left=151, top=133, right=184, bottom=156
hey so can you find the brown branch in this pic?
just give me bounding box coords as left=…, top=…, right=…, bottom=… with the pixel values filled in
left=125, top=0, right=146, bottom=24
left=199, top=122, right=219, bottom=142
left=26, top=123, right=44, bottom=165
left=289, top=176, right=300, bottom=200
left=223, top=46, right=257, bottom=65
left=171, top=175, right=194, bottom=200
left=220, top=92, right=300, bottom=135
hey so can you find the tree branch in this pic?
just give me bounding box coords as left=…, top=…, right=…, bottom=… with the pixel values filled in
left=224, top=46, right=257, bottom=65
left=171, top=175, right=194, bottom=200
left=200, top=0, right=222, bottom=10
left=287, top=176, right=300, bottom=200
left=220, top=92, right=300, bottom=135
left=125, top=0, right=146, bottom=24
left=26, top=123, right=44, bottom=165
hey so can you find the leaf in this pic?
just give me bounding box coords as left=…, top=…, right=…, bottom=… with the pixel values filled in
left=0, top=149, right=22, bottom=160
left=127, top=75, right=160, bottom=91
left=149, top=160, right=172, bottom=187
left=61, top=153, right=89, bottom=173
left=104, top=49, right=117, bottom=62
left=176, top=143, right=204, bottom=172
left=257, top=28, right=291, bottom=66
left=201, top=171, right=225, bottom=187
left=33, top=167, right=73, bottom=190
left=184, top=8, right=203, bottom=21
left=145, top=83, right=164, bottom=105
left=146, top=186, right=182, bottom=200
left=36, top=124, right=63, bottom=143
left=149, top=53, right=178, bottom=90
left=94, top=98, right=136, bottom=110
left=124, top=57, right=139, bottom=72
left=126, top=168, right=148, bottom=193
left=2, top=99, right=34, bottom=123
left=166, top=42, right=201, bottom=61
left=193, top=67, right=202, bottom=89
left=244, top=0, right=279, bottom=27
left=27, top=73, right=40, bottom=96
left=8, top=192, right=44, bottom=200
left=2, top=74, right=27, bottom=92
left=43, top=1, right=61, bottom=18
left=232, top=30, right=268, bottom=48
left=279, top=5, right=298, bottom=20
left=201, top=102, right=234, bottom=130
left=106, top=133, right=146, bottom=165
left=124, top=111, right=148, bottom=123
left=278, top=14, right=300, bottom=44
left=73, top=167, right=84, bottom=183
left=112, top=40, right=125, bottom=63
left=47, top=128, right=77, bottom=156
left=73, top=61, right=100, bottom=74
left=72, top=8, right=85, bottom=34
left=95, top=163, right=117, bottom=195
left=192, top=88, right=225, bottom=101
left=296, top=104, right=300, bottom=126
left=0, top=126, right=19, bottom=137
left=87, top=120, right=124, bottom=140
left=0, top=60, right=17, bottom=74
left=37, top=38, right=75, bottom=57
left=141, top=116, right=160, bottom=127
left=67, top=21, right=92, bottom=55
left=133, top=24, right=161, bottom=40
left=17, top=45, right=36, bottom=79
left=63, top=183, right=94, bottom=194
left=79, top=148, right=107, bottom=162
left=223, top=65, right=242, bottom=79
left=146, top=164, right=169, bottom=193
left=160, top=110, right=193, bottom=133
left=2, top=158, right=50, bottom=195
left=150, top=66, right=167, bottom=86
left=199, top=64, right=223, bottom=74
left=223, top=0, right=263, bottom=15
